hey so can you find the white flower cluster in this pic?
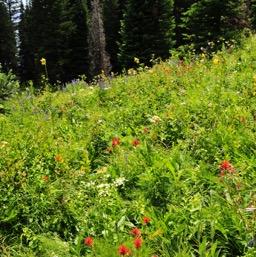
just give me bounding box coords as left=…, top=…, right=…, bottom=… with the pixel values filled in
left=148, top=115, right=161, bottom=123
left=85, top=181, right=96, bottom=187
left=113, top=177, right=126, bottom=187
left=97, top=183, right=111, bottom=196
left=84, top=176, right=126, bottom=197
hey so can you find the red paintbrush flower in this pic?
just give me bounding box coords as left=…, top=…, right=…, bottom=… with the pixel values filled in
left=220, top=160, right=231, bottom=170
left=132, top=139, right=139, bottom=147
left=55, top=156, right=62, bottom=162
left=142, top=216, right=150, bottom=225
left=131, top=227, right=141, bottom=237
left=84, top=237, right=93, bottom=247
left=143, top=127, right=148, bottom=133
left=118, top=245, right=131, bottom=256
left=112, top=137, right=120, bottom=147
left=134, top=237, right=142, bottom=249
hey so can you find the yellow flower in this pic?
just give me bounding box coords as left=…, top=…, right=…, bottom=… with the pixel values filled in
left=213, top=58, right=219, bottom=65
left=40, top=58, right=46, bottom=65
left=134, top=57, right=140, bottom=64
left=253, top=92, right=256, bottom=96
left=253, top=75, right=256, bottom=82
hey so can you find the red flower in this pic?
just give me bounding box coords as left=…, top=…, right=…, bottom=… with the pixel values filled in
left=60, top=106, right=67, bottom=111
left=134, top=238, right=142, bottom=249
left=241, top=117, right=246, bottom=122
left=220, top=170, right=225, bottom=176
left=43, top=175, right=49, bottom=181
left=55, top=156, right=62, bottom=162
left=152, top=255, right=158, bottom=257
left=132, top=139, right=139, bottom=147
left=163, top=67, right=170, bottom=74
left=220, top=160, right=231, bottom=170
left=230, top=167, right=236, bottom=173
left=131, top=227, right=141, bottom=237
left=143, top=127, right=148, bottom=133
left=118, top=245, right=131, bottom=256
left=84, top=237, right=93, bottom=247
left=142, top=216, right=150, bottom=225
left=237, top=183, right=241, bottom=189
left=165, top=113, right=169, bottom=117
left=112, top=137, right=120, bottom=147
left=126, top=249, right=132, bottom=256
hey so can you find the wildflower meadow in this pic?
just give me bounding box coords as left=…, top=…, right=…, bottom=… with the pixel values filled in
left=0, top=35, right=256, bottom=256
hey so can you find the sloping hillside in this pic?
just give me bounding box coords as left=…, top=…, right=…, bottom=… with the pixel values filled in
left=0, top=35, right=256, bottom=256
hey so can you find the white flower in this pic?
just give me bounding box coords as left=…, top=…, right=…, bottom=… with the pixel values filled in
left=97, top=183, right=110, bottom=189
left=85, top=181, right=96, bottom=187
left=114, top=177, right=126, bottom=187
left=148, top=115, right=161, bottom=123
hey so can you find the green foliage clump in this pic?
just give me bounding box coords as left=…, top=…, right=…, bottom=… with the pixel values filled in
left=0, top=68, right=18, bottom=113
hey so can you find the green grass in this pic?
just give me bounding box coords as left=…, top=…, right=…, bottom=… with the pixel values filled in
left=0, top=35, right=256, bottom=256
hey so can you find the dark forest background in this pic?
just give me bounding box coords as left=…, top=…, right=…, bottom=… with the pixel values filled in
left=0, top=0, right=256, bottom=85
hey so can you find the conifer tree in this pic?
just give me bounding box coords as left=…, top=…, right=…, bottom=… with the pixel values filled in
left=118, top=0, right=175, bottom=69
left=183, top=0, right=248, bottom=50
left=0, top=1, right=17, bottom=72
left=103, top=0, right=125, bottom=72
left=29, top=0, right=64, bottom=84
left=60, top=0, right=89, bottom=82
left=19, top=0, right=90, bottom=84
left=18, top=2, right=35, bottom=82
left=173, top=0, right=194, bottom=47
left=3, top=0, right=20, bottom=30
left=250, top=0, right=256, bottom=28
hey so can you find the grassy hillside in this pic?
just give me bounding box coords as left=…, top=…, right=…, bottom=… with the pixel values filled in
left=0, top=35, right=256, bottom=257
